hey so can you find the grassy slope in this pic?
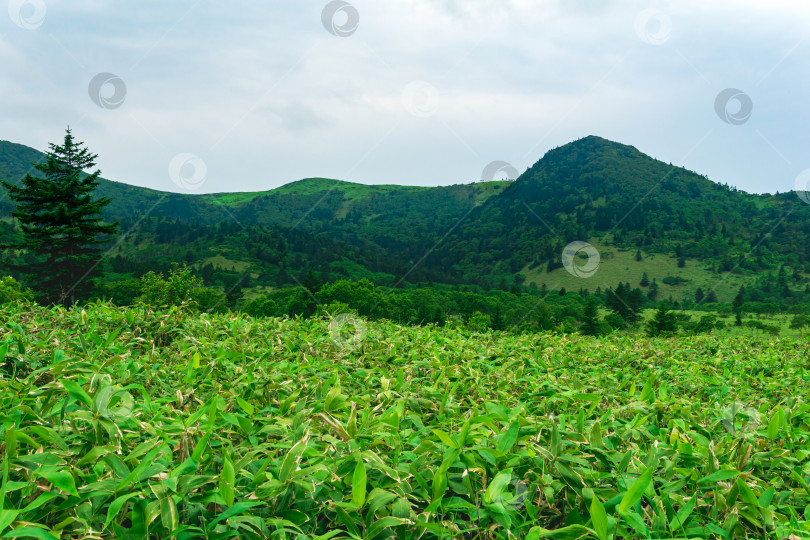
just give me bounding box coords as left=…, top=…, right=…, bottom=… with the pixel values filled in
left=523, top=239, right=752, bottom=302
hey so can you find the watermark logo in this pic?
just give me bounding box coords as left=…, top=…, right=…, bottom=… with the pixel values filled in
left=329, top=313, right=367, bottom=352
left=8, top=0, right=46, bottom=29
left=634, top=9, right=671, bottom=45
left=715, top=88, right=753, bottom=126
left=402, top=81, right=440, bottom=118
left=169, top=153, right=207, bottom=191
left=322, top=0, right=359, bottom=37
left=88, top=73, right=127, bottom=110
left=794, top=169, right=810, bottom=205
left=562, top=241, right=600, bottom=278
left=481, top=161, right=518, bottom=182
left=94, top=384, right=135, bottom=422
left=721, top=401, right=761, bottom=436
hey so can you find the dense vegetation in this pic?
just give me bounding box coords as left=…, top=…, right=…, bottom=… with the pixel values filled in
left=0, top=302, right=808, bottom=538
left=3, top=135, right=810, bottom=312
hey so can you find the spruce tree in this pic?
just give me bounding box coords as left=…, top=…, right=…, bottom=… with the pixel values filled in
left=646, top=302, right=678, bottom=336
left=1, top=128, right=118, bottom=306
left=581, top=296, right=600, bottom=336
left=640, top=272, right=650, bottom=287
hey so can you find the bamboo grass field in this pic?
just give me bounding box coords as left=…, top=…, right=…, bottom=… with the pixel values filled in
left=1, top=302, right=808, bottom=538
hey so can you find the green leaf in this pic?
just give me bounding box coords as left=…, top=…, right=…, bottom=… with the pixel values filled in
left=669, top=495, right=695, bottom=532
left=767, top=406, right=782, bottom=439
left=61, top=380, right=92, bottom=407
left=525, top=524, right=593, bottom=539
left=219, top=454, right=235, bottom=507
left=2, top=527, right=59, bottom=540
left=236, top=396, right=254, bottom=416
left=496, top=421, right=520, bottom=453
left=205, top=502, right=262, bottom=530
left=0, top=511, right=18, bottom=535
left=160, top=497, right=179, bottom=532
left=431, top=429, right=458, bottom=449
left=621, top=511, right=648, bottom=535
left=484, top=470, right=512, bottom=504
left=352, top=458, right=367, bottom=508
left=365, top=517, right=410, bottom=539
left=34, top=468, right=78, bottom=497
left=103, top=492, right=141, bottom=531
left=279, top=437, right=308, bottom=483
left=698, top=469, right=739, bottom=484
left=590, top=497, right=608, bottom=540
left=617, top=466, right=653, bottom=513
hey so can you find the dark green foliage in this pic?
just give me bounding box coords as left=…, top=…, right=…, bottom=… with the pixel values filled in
left=605, top=283, right=644, bottom=323
left=4, top=136, right=810, bottom=310
left=1, top=129, right=118, bottom=306
left=581, top=296, right=600, bottom=335
left=490, top=304, right=506, bottom=331
left=646, top=302, right=678, bottom=336
left=640, top=271, right=650, bottom=287
left=789, top=313, right=810, bottom=330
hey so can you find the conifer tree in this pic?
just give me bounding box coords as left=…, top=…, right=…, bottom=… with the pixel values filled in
left=581, top=296, right=600, bottom=336
left=1, top=128, right=118, bottom=306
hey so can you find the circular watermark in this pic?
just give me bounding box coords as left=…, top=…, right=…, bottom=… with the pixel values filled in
left=793, top=169, right=810, bottom=205
left=402, top=81, right=440, bottom=118
left=634, top=9, right=671, bottom=45
left=321, top=0, right=359, bottom=37
left=721, top=401, right=761, bottom=436
left=94, top=384, right=135, bottom=422
left=561, top=241, right=600, bottom=279
left=88, top=73, right=127, bottom=110
left=8, top=0, right=46, bottom=29
left=504, top=476, right=529, bottom=512
left=714, top=88, right=753, bottom=126
left=169, top=153, right=207, bottom=191
left=328, top=313, right=367, bottom=352
left=481, top=161, right=518, bottom=182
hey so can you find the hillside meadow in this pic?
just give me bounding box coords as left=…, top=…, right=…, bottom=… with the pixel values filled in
left=0, top=302, right=809, bottom=539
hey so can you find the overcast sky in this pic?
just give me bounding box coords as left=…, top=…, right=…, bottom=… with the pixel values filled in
left=1, top=0, right=808, bottom=195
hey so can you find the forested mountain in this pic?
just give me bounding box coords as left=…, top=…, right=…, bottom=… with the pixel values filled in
left=2, top=135, right=808, bottom=305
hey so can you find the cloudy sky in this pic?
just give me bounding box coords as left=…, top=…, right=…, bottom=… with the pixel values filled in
left=1, top=0, right=808, bottom=195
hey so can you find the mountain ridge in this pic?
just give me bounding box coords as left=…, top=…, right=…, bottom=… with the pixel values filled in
left=1, top=135, right=808, bottom=305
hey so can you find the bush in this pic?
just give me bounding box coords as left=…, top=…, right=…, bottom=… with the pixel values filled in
left=137, top=264, right=223, bottom=311
left=0, top=276, right=33, bottom=304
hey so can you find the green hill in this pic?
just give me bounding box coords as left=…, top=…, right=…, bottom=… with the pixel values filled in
left=1, top=135, right=808, bottom=306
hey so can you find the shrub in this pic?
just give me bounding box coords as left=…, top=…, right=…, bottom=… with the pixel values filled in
left=0, top=276, right=33, bottom=304
left=136, top=264, right=223, bottom=310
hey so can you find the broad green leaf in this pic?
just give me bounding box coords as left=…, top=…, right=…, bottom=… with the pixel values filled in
left=2, top=527, right=59, bottom=540
left=698, top=469, right=739, bottom=484
left=279, top=437, right=308, bottom=483
left=617, top=466, right=653, bottom=513
left=160, top=497, right=179, bottom=532
left=34, top=468, right=78, bottom=497
left=484, top=470, right=512, bottom=504
left=590, top=497, right=608, bottom=540
left=431, top=429, right=458, bottom=449
left=352, top=458, right=367, bottom=508
left=497, top=421, right=520, bottom=453
left=219, top=454, right=235, bottom=507
left=103, top=492, right=141, bottom=531
left=669, top=495, right=695, bottom=532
